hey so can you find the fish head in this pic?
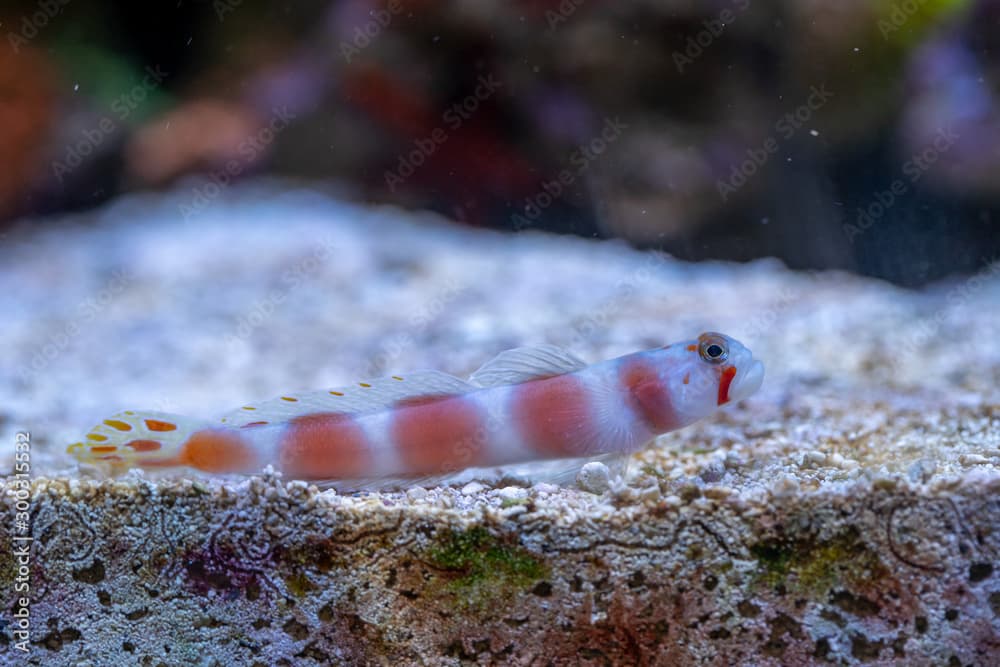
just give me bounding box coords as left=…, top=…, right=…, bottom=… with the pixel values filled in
left=668, top=332, right=764, bottom=422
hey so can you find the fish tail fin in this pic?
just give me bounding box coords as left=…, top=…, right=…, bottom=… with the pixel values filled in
left=67, top=410, right=210, bottom=472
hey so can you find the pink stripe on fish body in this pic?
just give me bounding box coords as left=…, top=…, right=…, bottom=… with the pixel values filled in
left=389, top=393, right=490, bottom=474
left=371, top=386, right=546, bottom=474
left=506, top=359, right=659, bottom=458
left=277, top=413, right=374, bottom=479
left=617, top=353, right=681, bottom=434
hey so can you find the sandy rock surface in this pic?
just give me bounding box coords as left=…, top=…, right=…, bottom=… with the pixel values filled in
left=1, top=183, right=998, bottom=665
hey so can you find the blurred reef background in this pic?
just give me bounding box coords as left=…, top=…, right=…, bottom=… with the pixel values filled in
left=1, top=0, right=998, bottom=285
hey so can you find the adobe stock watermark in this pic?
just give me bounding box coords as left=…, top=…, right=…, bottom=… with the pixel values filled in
left=716, top=84, right=833, bottom=201
left=18, top=269, right=132, bottom=382
left=51, top=65, right=169, bottom=183
left=895, top=259, right=1000, bottom=365
left=213, top=0, right=243, bottom=21
left=178, top=106, right=296, bottom=220
left=225, top=236, right=335, bottom=346
left=737, top=271, right=819, bottom=341
left=384, top=73, right=502, bottom=192
left=10, top=432, right=33, bottom=653
left=511, top=116, right=628, bottom=230
left=842, top=127, right=958, bottom=244
left=358, top=279, right=468, bottom=378
left=340, top=0, right=404, bottom=62
left=673, top=0, right=751, bottom=73
left=562, top=251, right=669, bottom=350
left=878, top=0, right=934, bottom=40
left=545, top=0, right=587, bottom=32
left=6, top=0, right=71, bottom=53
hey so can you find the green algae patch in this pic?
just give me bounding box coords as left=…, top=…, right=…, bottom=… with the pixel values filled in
left=425, top=527, right=548, bottom=610
left=750, top=528, right=887, bottom=598
left=285, top=571, right=317, bottom=597
left=499, top=496, right=528, bottom=509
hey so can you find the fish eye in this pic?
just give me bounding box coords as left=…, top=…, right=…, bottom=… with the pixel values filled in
left=698, top=333, right=729, bottom=364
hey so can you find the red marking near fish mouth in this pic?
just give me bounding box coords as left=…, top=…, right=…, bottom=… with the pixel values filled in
left=718, top=366, right=737, bottom=405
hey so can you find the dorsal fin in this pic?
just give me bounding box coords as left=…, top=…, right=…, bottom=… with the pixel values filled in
left=469, top=345, right=587, bottom=387
left=218, top=370, right=473, bottom=427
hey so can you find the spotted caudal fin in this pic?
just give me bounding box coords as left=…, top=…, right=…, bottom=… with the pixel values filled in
left=67, top=410, right=210, bottom=471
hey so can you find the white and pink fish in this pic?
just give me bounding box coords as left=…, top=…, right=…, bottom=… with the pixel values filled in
left=68, top=332, right=763, bottom=483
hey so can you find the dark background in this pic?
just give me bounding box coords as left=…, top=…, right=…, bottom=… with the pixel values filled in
left=2, top=0, right=998, bottom=286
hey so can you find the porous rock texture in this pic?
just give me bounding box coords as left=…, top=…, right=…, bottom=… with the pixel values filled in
left=1, top=183, right=999, bottom=666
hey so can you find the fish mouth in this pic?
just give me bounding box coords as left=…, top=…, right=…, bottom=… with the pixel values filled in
left=729, top=359, right=764, bottom=402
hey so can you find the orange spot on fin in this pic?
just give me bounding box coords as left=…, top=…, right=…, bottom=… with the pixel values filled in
left=103, top=419, right=132, bottom=431
left=144, top=419, right=177, bottom=432
left=718, top=366, right=737, bottom=405
left=126, top=439, right=162, bottom=452
left=91, top=445, right=118, bottom=453
left=87, top=433, right=109, bottom=442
